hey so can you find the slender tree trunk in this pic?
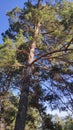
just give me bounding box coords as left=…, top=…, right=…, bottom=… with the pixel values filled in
left=14, top=22, right=40, bottom=130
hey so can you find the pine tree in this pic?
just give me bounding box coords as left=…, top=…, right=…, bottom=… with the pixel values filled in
left=0, top=0, right=73, bottom=130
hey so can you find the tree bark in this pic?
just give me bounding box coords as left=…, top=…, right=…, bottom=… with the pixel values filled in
left=14, top=72, right=30, bottom=130
left=14, top=21, right=40, bottom=130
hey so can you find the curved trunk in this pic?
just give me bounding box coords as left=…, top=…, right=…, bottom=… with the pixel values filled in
left=14, top=22, right=40, bottom=130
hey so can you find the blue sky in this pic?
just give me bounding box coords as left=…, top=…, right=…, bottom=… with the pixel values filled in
left=0, top=0, right=26, bottom=43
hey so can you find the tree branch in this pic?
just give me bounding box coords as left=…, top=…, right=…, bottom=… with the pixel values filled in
left=61, top=38, right=73, bottom=50
left=31, top=48, right=73, bottom=65
left=42, top=82, right=73, bottom=113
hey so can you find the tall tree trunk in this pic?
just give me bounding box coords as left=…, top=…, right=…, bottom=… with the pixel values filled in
left=14, top=22, right=40, bottom=130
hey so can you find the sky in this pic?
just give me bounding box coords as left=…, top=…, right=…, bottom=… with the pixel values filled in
left=0, top=0, right=27, bottom=43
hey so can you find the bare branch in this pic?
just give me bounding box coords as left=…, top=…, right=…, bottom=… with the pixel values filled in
left=42, top=82, right=73, bottom=113
left=61, top=38, right=73, bottom=50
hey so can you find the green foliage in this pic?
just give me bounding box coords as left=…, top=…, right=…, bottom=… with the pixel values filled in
left=0, top=92, right=19, bottom=130
left=25, top=108, right=41, bottom=130
left=0, top=38, right=16, bottom=67
left=64, top=116, right=73, bottom=130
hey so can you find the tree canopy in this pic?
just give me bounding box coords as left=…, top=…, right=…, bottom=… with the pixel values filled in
left=0, top=0, right=73, bottom=130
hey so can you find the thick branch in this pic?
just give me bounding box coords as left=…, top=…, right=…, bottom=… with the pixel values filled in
left=31, top=48, right=73, bottom=65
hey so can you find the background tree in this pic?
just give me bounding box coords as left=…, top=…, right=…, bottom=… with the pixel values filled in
left=0, top=91, right=18, bottom=130
left=64, top=116, right=73, bottom=130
